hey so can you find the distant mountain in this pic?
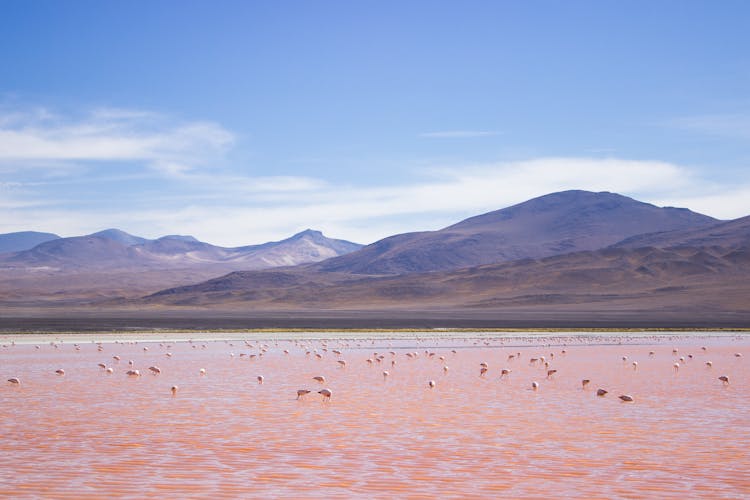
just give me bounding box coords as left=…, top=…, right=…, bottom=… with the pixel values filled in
left=0, top=229, right=363, bottom=272
left=230, top=229, right=363, bottom=267
left=316, top=190, right=717, bottom=275
left=0, top=231, right=60, bottom=253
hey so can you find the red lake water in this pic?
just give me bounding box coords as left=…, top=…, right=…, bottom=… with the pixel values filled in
left=1, top=332, right=749, bottom=498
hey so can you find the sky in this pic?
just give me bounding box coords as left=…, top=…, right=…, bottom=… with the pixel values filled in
left=1, top=0, right=749, bottom=246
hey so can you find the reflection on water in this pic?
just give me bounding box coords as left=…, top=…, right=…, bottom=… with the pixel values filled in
left=1, top=334, right=749, bottom=498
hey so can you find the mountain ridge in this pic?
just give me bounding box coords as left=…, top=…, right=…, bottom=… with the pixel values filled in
left=315, top=190, right=717, bottom=275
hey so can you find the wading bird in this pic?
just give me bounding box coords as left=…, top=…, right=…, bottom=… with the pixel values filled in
left=297, top=389, right=311, bottom=400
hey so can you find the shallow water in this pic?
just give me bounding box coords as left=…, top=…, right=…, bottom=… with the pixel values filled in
left=2, top=334, right=749, bottom=498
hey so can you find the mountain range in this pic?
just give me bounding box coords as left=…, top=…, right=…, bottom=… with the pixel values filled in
left=3, top=190, right=750, bottom=327
left=0, top=228, right=362, bottom=305
left=0, top=228, right=362, bottom=271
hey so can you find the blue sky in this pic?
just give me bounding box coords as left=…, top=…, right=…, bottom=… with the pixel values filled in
left=1, top=1, right=749, bottom=245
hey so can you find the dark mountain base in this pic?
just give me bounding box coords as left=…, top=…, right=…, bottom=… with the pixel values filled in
left=3, top=307, right=750, bottom=331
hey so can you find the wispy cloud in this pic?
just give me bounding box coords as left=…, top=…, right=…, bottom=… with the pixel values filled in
left=0, top=106, right=234, bottom=175
left=667, top=113, right=750, bottom=139
left=419, top=130, right=502, bottom=138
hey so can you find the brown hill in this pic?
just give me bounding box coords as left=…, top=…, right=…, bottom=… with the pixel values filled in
left=144, top=244, right=750, bottom=313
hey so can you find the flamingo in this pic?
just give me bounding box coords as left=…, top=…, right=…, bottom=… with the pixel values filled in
left=318, top=388, right=332, bottom=401
left=597, top=388, right=608, bottom=397
left=382, top=371, right=389, bottom=380
left=313, top=376, right=326, bottom=383
left=7, top=377, right=20, bottom=384
left=531, top=381, right=539, bottom=390
left=619, top=395, right=634, bottom=402
left=257, top=375, right=264, bottom=384
left=199, top=368, right=206, bottom=376
left=297, top=389, right=311, bottom=400
left=719, top=375, right=730, bottom=385
left=428, top=380, right=436, bottom=388
left=546, top=369, right=557, bottom=379
left=171, top=385, right=178, bottom=395
left=582, top=379, right=590, bottom=388
left=148, top=366, right=161, bottom=375
left=55, top=369, right=65, bottom=376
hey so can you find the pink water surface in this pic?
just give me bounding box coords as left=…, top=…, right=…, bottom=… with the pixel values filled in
left=1, top=333, right=749, bottom=498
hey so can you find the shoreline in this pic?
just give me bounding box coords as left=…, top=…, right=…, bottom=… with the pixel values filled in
left=2, top=327, right=749, bottom=345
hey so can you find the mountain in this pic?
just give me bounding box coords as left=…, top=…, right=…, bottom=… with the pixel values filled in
left=316, top=190, right=717, bottom=275
left=230, top=229, right=363, bottom=267
left=0, top=229, right=363, bottom=272
left=0, top=231, right=60, bottom=253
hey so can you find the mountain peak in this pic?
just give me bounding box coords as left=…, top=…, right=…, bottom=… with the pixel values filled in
left=90, top=228, right=149, bottom=246
left=157, top=235, right=199, bottom=243
left=291, top=229, right=324, bottom=239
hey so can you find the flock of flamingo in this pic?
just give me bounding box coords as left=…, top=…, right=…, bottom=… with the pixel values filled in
left=2, top=335, right=742, bottom=404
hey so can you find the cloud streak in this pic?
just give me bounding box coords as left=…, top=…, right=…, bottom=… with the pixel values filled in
left=419, top=130, right=502, bottom=138
left=668, top=113, right=750, bottom=140
left=0, top=107, right=234, bottom=175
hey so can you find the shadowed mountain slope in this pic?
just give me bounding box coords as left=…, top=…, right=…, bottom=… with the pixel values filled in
left=614, top=215, right=750, bottom=249
left=144, top=244, right=750, bottom=312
